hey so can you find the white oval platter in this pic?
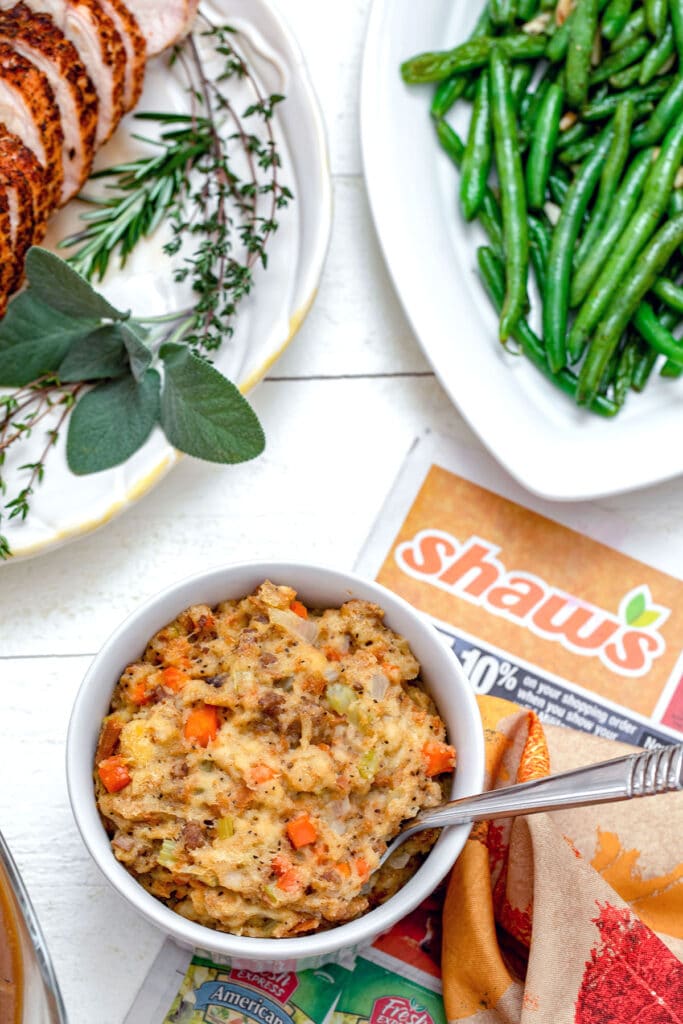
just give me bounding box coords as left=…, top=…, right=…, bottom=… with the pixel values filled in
left=2, top=0, right=331, bottom=560
left=360, top=0, right=683, bottom=502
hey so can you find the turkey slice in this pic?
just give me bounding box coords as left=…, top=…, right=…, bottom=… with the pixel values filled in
left=121, top=0, right=198, bottom=56
left=0, top=0, right=127, bottom=145
left=98, top=0, right=145, bottom=110
left=0, top=41, right=63, bottom=213
left=0, top=125, right=44, bottom=301
left=0, top=3, right=99, bottom=203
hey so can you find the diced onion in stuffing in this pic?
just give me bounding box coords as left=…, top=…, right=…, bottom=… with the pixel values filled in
left=269, top=608, right=319, bottom=643
left=370, top=672, right=389, bottom=701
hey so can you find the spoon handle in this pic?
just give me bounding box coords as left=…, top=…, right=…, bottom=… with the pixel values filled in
left=397, top=742, right=683, bottom=843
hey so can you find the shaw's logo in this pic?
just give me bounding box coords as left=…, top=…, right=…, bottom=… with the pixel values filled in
left=395, top=530, right=670, bottom=677
left=370, top=996, right=435, bottom=1024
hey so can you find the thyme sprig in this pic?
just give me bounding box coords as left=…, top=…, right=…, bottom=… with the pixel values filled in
left=60, top=22, right=293, bottom=354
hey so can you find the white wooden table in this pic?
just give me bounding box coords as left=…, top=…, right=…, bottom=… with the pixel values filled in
left=2, top=2, right=683, bottom=1021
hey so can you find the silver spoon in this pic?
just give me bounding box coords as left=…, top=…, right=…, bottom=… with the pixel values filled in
left=379, top=741, right=683, bottom=870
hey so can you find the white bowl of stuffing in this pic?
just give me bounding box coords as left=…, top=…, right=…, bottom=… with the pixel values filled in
left=66, top=562, right=485, bottom=970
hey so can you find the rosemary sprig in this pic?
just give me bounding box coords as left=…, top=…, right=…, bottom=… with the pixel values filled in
left=59, top=22, right=293, bottom=355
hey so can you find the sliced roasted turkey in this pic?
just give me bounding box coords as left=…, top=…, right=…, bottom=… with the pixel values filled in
left=0, top=3, right=98, bottom=203
left=121, top=0, right=198, bottom=56
left=98, top=0, right=145, bottom=110
left=0, top=41, right=63, bottom=212
left=0, top=0, right=127, bottom=145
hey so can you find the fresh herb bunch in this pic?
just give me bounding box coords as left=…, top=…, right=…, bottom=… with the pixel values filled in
left=60, top=22, right=293, bottom=355
left=0, top=249, right=265, bottom=559
left=0, top=20, right=293, bottom=559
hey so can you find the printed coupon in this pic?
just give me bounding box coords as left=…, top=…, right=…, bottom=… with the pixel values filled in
left=357, top=434, right=683, bottom=746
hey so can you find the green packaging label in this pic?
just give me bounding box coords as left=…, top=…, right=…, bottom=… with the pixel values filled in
left=332, top=955, right=446, bottom=1024
left=163, top=957, right=349, bottom=1024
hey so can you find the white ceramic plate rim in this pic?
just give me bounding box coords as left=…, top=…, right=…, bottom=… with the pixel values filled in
left=360, top=0, right=683, bottom=502
left=66, top=562, right=485, bottom=966
left=7, top=0, right=332, bottom=561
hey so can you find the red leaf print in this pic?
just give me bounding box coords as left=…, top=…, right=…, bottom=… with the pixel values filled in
left=575, top=902, right=683, bottom=1023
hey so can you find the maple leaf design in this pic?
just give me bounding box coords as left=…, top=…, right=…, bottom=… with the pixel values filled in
left=575, top=902, right=683, bottom=1023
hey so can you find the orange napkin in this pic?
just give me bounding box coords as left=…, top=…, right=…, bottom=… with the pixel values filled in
left=442, top=695, right=683, bottom=1022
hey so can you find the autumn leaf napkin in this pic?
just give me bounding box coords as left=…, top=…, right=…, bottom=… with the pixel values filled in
left=441, top=695, right=683, bottom=1022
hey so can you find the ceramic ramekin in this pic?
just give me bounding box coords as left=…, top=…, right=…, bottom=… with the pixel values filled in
left=66, top=562, right=485, bottom=971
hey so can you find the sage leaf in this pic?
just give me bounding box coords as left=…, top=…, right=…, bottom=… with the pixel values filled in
left=25, top=247, right=127, bottom=321
left=0, top=292, right=98, bottom=386
left=121, top=322, right=153, bottom=381
left=159, top=342, right=264, bottom=463
left=66, top=369, right=161, bottom=475
left=58, top=324, right=129, bottom=382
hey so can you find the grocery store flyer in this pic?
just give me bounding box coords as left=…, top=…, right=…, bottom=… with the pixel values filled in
left=356, top=432, right=683, bottom=747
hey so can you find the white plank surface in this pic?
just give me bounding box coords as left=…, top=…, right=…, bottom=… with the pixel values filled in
left=2, top=2, right=683, bottom=1023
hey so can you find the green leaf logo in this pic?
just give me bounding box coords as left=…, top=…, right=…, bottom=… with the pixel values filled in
left=621, top=586, right=669, bottom=632
left=625, top=592, right=646, bottom=625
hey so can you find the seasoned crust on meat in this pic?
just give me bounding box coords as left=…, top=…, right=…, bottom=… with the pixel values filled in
left=0, top=40, right=63, bottom=211
left=0, top=0, right=127, bottom=144
left=0, top=3, right=98, bottom=202
left=0, top=126, right=39, bottom=292
left=98, top=0, right=145, bottom=110
left=0, top=180, right=13, bottom=315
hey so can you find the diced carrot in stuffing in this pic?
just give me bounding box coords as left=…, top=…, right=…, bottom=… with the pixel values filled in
left=290, top=600, right=308, bottom=619
left=250, top=764, right=277, bottom=785
left=276, top=868, right=301, bottom=892
left=184, top=705, right=219, bottom=747
left=290, top=918, right=317, bottom=933
left=98, top=755, right=131, bottom=793
left=162, top=666, right=187, bottom=693
left=336, top=862, right=351, bottom=879
left=129, top=680, right=151, bottom=705
left=422, top=739, right=456, bottom=777
left=354, top=857, right=369, bottom=880
left=271, top=854, right=291, bottom=877
left=286, top=813, right=318, bottom=849
left=323, top=646, right=342, bottom=662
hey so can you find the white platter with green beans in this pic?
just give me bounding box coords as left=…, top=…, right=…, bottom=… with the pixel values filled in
left=360, top=0, right=683, bottom=501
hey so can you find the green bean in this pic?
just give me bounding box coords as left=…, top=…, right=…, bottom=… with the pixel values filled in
left=670, top=190, right=683, bottom=216
left=611, top=8, right=646, bottom=48
left=610, top=62, right=644, bottom=88
left=580, top=77, right=671, bottom=119
left=526, top=83, right=563, bottom=208
left=613, top=340, right=638, bottom=405
left=520, top=64, right=560, bottom=135
left=430, top=6, right=492, bottom=116
left=528, top=214, right=551, bottom=292
left=632, top=342, right=659, bottom=389
left=566, top=0, right=599, bottom=106
left=435, top=120, right=505, bottom=258
left=645, top=0, right=669, bottom=37
left=490, top=48, right=529, bottom=340
left=652, top=276, right=683, bottom=311
left=556, top=120, right=589, bottom=149
left=558, top=137, right=598, bottom=163
left=460, top=73, right=493, bottom=221
left=543, top=126, right=614, bottom=371
left=590, top=34, right=650, bottom=86
left=400, top=34, right=548, bottom=83
left=577, top=213, right=683, bottom=402
left=477, top=246, right=618, bottom=414
left=602, top=0, right=633, bottom=40
left=431, top=77, right=467, bottom=120
left=570, top=147, right=654, bottom=306
left=568, top=115, right=683, bottom=359
left=491, top=0, right=514, bottom=28
left=518, top=0, right=541, bottom=20
left=548, top=174, right=570, bottom=205
left=510, top=63, right=534, bottom=107
left=632, top=78, right=683, bottom=146
left=639, top=23, right=675, bottom=85
left=633, top=301, right=683, bottom=362
left=672, top=0, right=683, bottom=62
left=547, top=14, right=574, bottom=62
left=574, top=98, right=634, bottom=269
